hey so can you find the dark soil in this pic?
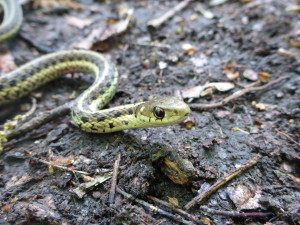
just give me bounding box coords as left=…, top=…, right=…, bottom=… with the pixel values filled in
left=0, top=0, right=299, bottom=224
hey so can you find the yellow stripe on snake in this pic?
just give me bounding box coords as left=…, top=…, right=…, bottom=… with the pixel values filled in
left=0, top=0, right=190, bottom=133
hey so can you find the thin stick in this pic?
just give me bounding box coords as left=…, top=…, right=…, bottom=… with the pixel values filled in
left=147, top=0, right=192, bottom=30
left=22, top=97, right=37, bottom=121
left=190, top=76, right=289, bottom=110
left=200, top=206, right=273, bottom=218
left=6, top=100, right=74, bottom=140
left=116, top=187, right=193, bottom=225
left=147, top=195, right=202, bottom=224
left=29, top=155, right=89, bottom=175
left=131, top=42, right=171, bottom=49
left=109, top=154, right=121, bottom=205
left=184, top=155, right=261, bottom=210
left=275, top=128, right=300, bottom=147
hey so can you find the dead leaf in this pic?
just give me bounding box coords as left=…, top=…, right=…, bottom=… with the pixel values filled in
left=215, top=110, right=230, bottom=118
left=11, top=201, right=61, bottom=222
left=243, top=69, right=258, bottom=81
left=1, top=204, right=12, bottom=212
left=181, top=85, right=206, bottom=98
left=227, top=185, right=262, bottom=210
left=254, top=102, right=266, bottom=111
left=290, top=40, right=300, bottom=48
left=209, top=82, right=234, bottom=92
left=181, top=82, right=234, bottom=98
left=200, top=87, right=213, bottom=96
left=183, top=116, right=196, bottom=129
left=74, top=8, right=134, bottom=49
left=11, top=196, right=18, bottom=203
left=5, top=175, right=30, bottom=189
left=50, top=156, right=74, bottom=167
left=73, top=173, right=113, bottom=198
left=66, top=16, right=93, bottom=29
left=225, top=69, right=239, bottom=80
left=73, top=25, right=104, bottom=49
left=98, top=8, right=134, bottom=42
left=224, top=59, right=239, bottom=80
left=277, top=48, right=297, bottom=57
left=258, top=72, right=271, bottom=82
left=200, top=217, right=213, bottom=225
left=168, top=197, right=179, bottom=207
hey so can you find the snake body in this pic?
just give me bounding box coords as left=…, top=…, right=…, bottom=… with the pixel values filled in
left=0, top=0, right=22, bottom=43
left=0, top=0, right=190, bottom=133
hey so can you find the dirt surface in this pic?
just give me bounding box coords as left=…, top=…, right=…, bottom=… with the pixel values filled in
left=0, top=0, right=299, bottom=224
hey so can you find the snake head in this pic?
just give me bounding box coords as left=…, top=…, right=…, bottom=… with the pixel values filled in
left=135, top=97, right=190, bottom=127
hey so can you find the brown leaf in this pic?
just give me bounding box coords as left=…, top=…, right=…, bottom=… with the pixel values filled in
left=258, top=72, right=271, bottom=82
left=1, top=204, right=12, bottom=212
left=224, top=59, right=239, bottom=80
left=50, top=156, right=74, bottom=167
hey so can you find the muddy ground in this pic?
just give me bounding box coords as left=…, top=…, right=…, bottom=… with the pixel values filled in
left=0, top=0, right=299, bottom=224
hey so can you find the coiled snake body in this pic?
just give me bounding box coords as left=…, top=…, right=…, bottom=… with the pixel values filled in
left=0, top=0, right=190, bottom=133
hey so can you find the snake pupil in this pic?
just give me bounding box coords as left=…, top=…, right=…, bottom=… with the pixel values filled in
left=153, top=107, right=165, bottom=119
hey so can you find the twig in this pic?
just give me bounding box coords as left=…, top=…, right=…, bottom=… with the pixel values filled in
left=275, top=128, right=300, bottom=147
left=131, top=42, right=171, bottom=49
left=184, top=155, right=261, bottom=210
left=6, top=100, right=74, bottom=140
left=147, top=0, right=193, bottom=30
left=109, top=154, right=121, bottom=205
left=190, top=76, right=289, bottom=110
left=116, top=187, right=194, bottom=225
left=147, top=195, right=202, bottom=224
left=22, top=97, right=37, bottom=121
left=200, top=206, right=273, bottom=218
left=28, top=155, right=89, bottom=175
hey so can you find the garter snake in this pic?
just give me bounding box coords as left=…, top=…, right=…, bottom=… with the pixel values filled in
left=0, top=0, right=190, bottom=133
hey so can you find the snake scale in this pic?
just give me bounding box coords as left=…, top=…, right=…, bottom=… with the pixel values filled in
left=0, top=0, right=190, bottom=133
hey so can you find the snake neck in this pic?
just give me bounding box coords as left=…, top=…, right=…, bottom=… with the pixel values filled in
left=72, top=103, right=145, bottom=133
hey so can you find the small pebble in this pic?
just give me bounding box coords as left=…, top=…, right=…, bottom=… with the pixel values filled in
left=275, top=92, right=284, bottom=98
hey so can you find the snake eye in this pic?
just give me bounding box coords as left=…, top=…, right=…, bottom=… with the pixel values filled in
left=168, top=153, right=175, bottom=162
left=153, top=107, right=165, bottom=119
